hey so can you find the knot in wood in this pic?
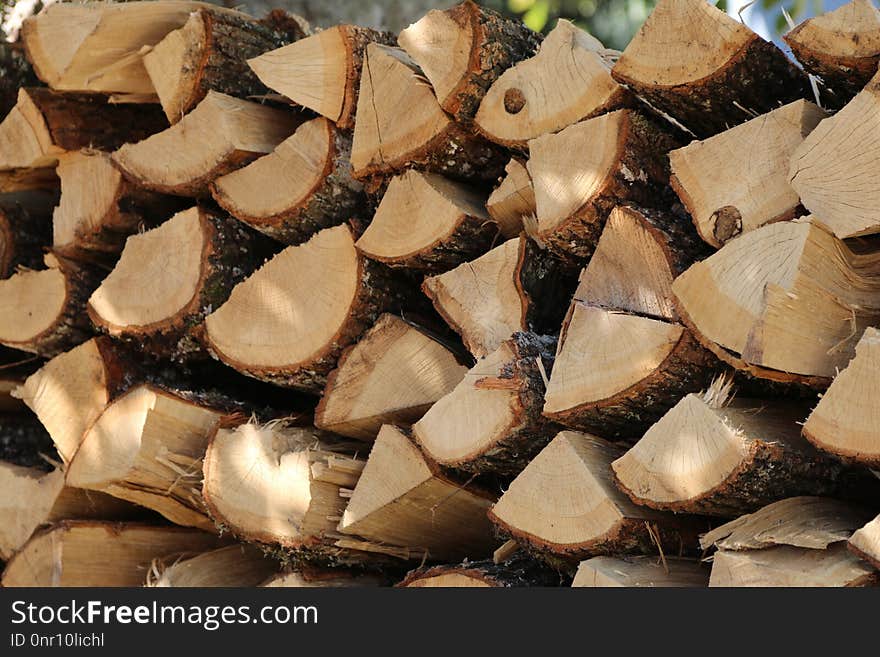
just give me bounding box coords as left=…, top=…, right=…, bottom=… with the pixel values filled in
left=503, top=88, right=526, bottom=114
left=711, top=206, right=743, bottom=244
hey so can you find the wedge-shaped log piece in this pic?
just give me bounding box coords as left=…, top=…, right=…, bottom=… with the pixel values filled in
left=0, top=464, right=138, bottom=560
left=422, top=236, right=575, bottom=358
left=144, top=8, right=296, bottom=123
left=400, top=557, right=562, bottom=587
left=673, top=219, right=880, bottom=381
left=212, top=117, right=363, bottom=244
left=572, top=556, right=708, bottom=587
left=355, top=170, right=495, bottom=272
left=486, top=158, right=533, bottom=238
left=543, top=303, right=717, bottom=439
left=202, top=421, right=409, bottom=565
left=398, top=1, right=540, bottom=121
left=205, top=224, right=412, bottom=392
left=0, top=252, right=100, bottom=357
left=88, top=207, right=265, bottom=361
left=527, top=109, right=678, bottom=261
left=475, top=20, right=628, bottom=149
left=0, top=190, right=55, bottom=278
left=573, top=204, right=706, bottom=321
left=248, top=25, right=394, bottom=129
left=112, top=91, right=300, bottom=197
left=149, top=545, right=278, bottom=587
left=339, top=425, right=495, bottom=560
left=611, top=0, right=809, bottom=138
left=315, top=314, right=468, bottom=441
left=785, top=0, right=880, bottom=107
left=67, top=385, right=227, bottom=530
left=20, top=1, right=223, bottom=94
left=850, top=514, right=880, bottom=569
left=1, top=521, right=221, bottom=587
left=0, top=88, right=167, bottom=171
left=614, top=388, right=876, bottom=517
left=488, top=431, right=702, bottom=562
left=14, top=338, right=135, bottom=464
left=53, top=150, right=184, bottom=261
left=350, top=44, right=505, bottom=182
left=412, top=333, right=556, bottom=475
left=670, top=100, right=826, bottom=248
left=262, top=569, right=383, bottom=587
left=790, top=73, right=880, bottom=239
left=803, top=327, right=880, bottom=466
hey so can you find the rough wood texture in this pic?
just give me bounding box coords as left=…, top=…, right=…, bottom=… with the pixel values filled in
left=88, top=207, right=267, bottom=361
left=212, top=117, right=364, bottom=245
left=112, top=91, right=301, bottom=197
left=205, top=224, right=414, bottom=392
left=486, top=157, right=533, bottom=238
left=149, top=544, right=278, bottom=587
left=784, top=0, right=880, bottom=108
left=315, top=313, right=468, bottom=441
left=398, top=1, right=541, bottom=121
left=572, top=555, right=709, bottom=587
left=262, top=568, right=384, bottom=587
left=249, top=25, right=395, bottom=129
left=475, top=19, right=629, bottom=149
left=400, top=556, right=563, bottom=587
left=670, top=100, right=826, bottom=248
left=0, top=191, right=56, bottom=279
left=488, top=432, right=704, bottom=565
left=355, top=170, right=495, bottom=272
left=422, top=236, right=576, bottom=358
left=612, top=0, right=810, bottom=138
left=0, top=88, right=168, bottom=171
left=412, top=332, right=557, bottom=475
left=527, top=109, right=679, bottom=262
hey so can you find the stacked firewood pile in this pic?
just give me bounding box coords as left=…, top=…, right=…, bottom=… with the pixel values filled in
left=1, top=0, right=879, bottom=588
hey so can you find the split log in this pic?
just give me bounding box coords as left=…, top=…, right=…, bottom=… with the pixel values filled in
left=204, top=224, right=414, bottom=392
left=850, top=515, right=880, bottom=569
left=785, top=0, right=880, bottom=107
left=572, top=204, right=707, bottom=321
left=611, top=0, right=809, bottom=138
left=397, top=0, right=541, bottom=121
left=612, top=384, right=877, bottom=517
left=0, top=464, right=137, bottom=560
left=0, top=43, right=37, bottom=119
left=412, top=332, right=557, bottom=475
left=338, top=424, right=496, bottom=560
left=672, top=219, right=880, bottom=381
left=1, top=521, right=221, bottom=587
left=0, top=252, right=101, bottom=357
left=211, top=117, right=364, bottom=244
left=354, top=170, right=495, bottom=272
left=486, top=158, right=533, bottom=238
left=526, top=109, right=679, bottom=261
left=0, top=190, right=56, bottom=279
left=488, top=431, right=703, bottom=563
left=422, top=236, right=576, bottom=358
left=0, top=88, right=168, bottom=171
left=66, top=384, right=229, bottom=530
left=202, top=420, right=411, bottom=565
left=802, top=327, right=880, bottom=466
left=669, top=100, right=826, bottom=248
left=0, top=416, right=55, bottom=469
left=315, top=313, right=468, bottom=441
left=350, top=44, right=506, bottom=182
left=475, top=19, right=629, bottom=149
left=572, top=556, right=709, bottom=587
left=248, top=25, right=395, bottom=129
left=790, top=73, right=880, bottom=239
left=112, top=91, right=301, bottom=197
left=52, top=150, right=185, bottom=262
left=262, top=568, right=383, bottom=587
left=20, top=1, right=228, bottom=95
left=542, top=303, right=718, bottom=439
left=400, top=557, right=562, bottom=587
left=149, top=545, right=278, bottom=587
left=143, top=8, right=297, bottom=123
left=13, top=337, right=135, bottom=464
left=88, top=207, right=267, bottom=361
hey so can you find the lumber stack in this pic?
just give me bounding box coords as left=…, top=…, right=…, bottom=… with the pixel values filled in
left=1, top=0, right=880, bottom=589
